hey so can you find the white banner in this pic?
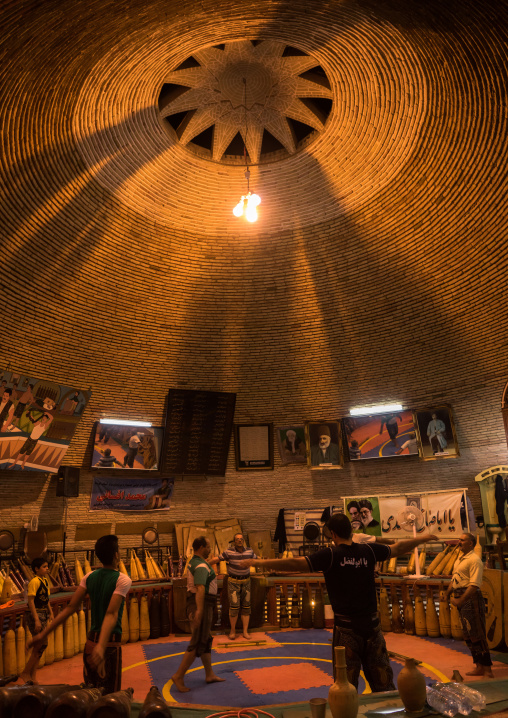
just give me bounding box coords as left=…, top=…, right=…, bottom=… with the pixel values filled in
left=351, top=490, right=464, bottom=540
left=424, top=491, right=462, bottom=538
left=378, top=496, right=410, bottom=539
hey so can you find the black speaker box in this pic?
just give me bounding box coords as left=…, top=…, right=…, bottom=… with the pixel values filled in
left=56, top=466, right=80, bottom=497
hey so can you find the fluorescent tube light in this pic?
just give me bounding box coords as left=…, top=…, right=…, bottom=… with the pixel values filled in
left=350, top=403, right=403, bottom=416
left=100, top=418, right=152, bottom=427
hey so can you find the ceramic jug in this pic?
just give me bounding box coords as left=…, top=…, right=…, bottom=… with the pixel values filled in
left=328, top=646, right=358, bottom=718
left=397, top=658, right=426, bottom=712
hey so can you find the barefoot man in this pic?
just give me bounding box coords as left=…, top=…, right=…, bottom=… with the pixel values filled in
left=215, top=533, right=258, bottom=640
left=171, top=536, right=225, bottom=692
left=447, top=533, right=494, bottom=678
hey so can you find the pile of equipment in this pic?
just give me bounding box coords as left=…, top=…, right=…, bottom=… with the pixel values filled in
left=378, top=580, right=464, bottom=640
left=0, top=683, right=170, bottom=718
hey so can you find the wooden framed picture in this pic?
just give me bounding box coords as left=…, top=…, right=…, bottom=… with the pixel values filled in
left=91, top=422, right=164, bottom=471
left=305, top=420, right=343, bottom=469
left=342, top=409, right=419, bottom=460
left=413, top=406, right=459, bottom=460
left=234, top=423, right=274, bottom=470
left=276, top=425, right=307, bottom=465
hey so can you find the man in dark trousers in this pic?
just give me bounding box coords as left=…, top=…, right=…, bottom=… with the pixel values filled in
left=239, top=514, right=436, bottom=692
left=447, top=533, right=493, bottom=678
left=172, top=536, right=225, bottom=692
left=30, top=535, right=131, bottom=693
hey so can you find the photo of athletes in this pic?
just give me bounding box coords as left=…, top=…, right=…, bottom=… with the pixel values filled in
left=342, top=409, right=419, bottom=460
left=0, top=368, right=91, bottom=472
left=90, top=422, right=164, bottom=471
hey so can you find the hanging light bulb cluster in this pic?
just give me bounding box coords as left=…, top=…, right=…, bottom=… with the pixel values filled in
left=233, top=79, right=261, bottom=222
left=233, top=169, right=261, bottom=222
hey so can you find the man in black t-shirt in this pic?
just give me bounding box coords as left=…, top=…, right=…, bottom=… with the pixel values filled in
left=238, top=514, right=436, bottom=693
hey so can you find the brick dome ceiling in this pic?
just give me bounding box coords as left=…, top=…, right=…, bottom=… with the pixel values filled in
left=2, top=0, right=506, bottom=238
left=69, top=8, right=430, bottom=231
left=1, top=0, right=507, bottom=416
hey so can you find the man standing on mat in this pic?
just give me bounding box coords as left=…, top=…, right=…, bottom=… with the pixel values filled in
left=172, top=536, right=225, bottom=692
left=215, top=533, right=258, bottom=640
left=239, top=513, right=436, bottom=692
left=447, top=533, right=493, bottom=678
left=30, top=534, right=131, bottom=694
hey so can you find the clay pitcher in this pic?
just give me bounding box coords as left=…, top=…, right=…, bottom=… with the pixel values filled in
left=328, top=646, right=358, bottom=718
left=397, top=658, right=426, bottom=712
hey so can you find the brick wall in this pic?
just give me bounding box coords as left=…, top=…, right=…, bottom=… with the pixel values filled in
left=1, top=0, right=507, bottom=550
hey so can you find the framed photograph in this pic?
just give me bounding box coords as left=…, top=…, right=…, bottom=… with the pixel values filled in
left=234, top=423, right=274, bottom=470
left=342, top=409, right=419, bottom=461
left=90, top=422, right=164, bottom=470
left=414, top=406, right=459, bottom=460
left=306, top=420, right=343, bottom=469
left=276, top=425, right=307, bottom=465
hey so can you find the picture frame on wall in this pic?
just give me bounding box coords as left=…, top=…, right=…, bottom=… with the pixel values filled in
left=306, top=420, right=343, bottom=469
left=90, top=422, right=164, bottom=470
left=413, top=406, right=459, bottom=460
left=276, top=425, right=307, bottom=465
left=234, top=423, right=274, bottom=470
left=345, top=495, right=382, bottom=537
left=342, top=409, right=419, bottom=460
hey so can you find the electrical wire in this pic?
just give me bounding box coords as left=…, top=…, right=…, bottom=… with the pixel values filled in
left=243, top=78, right=250, bottom=191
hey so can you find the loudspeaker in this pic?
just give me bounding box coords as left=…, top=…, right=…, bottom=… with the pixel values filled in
left=56, top=466, right=80, bottom=497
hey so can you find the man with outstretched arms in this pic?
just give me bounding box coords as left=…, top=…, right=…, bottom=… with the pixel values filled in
left=239, top=513, right=437, bottom=692
left=215, top=533, right=258, bottom=640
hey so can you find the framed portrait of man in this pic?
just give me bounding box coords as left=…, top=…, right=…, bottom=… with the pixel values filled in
left=305, top=420, right=343, bottom=469
left=414, top=406, right=459, bottom=460
left=276, top=425, right=307, bottom=465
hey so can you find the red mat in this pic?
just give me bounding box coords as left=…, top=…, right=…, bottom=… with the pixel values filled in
left=235, top=663, right=330, bottom=695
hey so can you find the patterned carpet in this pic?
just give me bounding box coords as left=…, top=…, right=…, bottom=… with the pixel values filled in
left=35, top=627, right=508, bottom=708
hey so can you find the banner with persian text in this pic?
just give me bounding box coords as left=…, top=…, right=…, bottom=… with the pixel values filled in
left=90, top=476, right=174, bottom=511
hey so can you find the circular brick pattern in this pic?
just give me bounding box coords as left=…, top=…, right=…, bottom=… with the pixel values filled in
left=69, top=15, right=430, bottom=230
left=1, top=0, right=508, bottom=541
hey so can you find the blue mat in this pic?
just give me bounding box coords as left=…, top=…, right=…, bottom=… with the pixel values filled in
left=141, top=629, right=451, bottom=705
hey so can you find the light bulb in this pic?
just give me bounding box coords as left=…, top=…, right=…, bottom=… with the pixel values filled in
left=245, top=206, right=258, bottom=222
left=233, top=200, right=244, bottom=217
left=249, top=193, right=261, bottom=207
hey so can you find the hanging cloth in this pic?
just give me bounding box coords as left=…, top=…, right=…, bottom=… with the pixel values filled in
left=494, top=474, right=508, bottom=528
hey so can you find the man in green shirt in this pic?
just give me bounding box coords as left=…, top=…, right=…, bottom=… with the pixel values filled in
left=30, top=535, right=131, bottom=694
left=172, top=536, right=225, bottom=692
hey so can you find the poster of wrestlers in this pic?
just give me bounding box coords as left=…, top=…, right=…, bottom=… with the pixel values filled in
left=0, top=368, right=91, bottom=472
left=90, top=422, right=164, bottom=471
left=345, top=496, right=382, bottom=537
left=413, top=406, right=459, bottom=460
left=90, top=476, right=174, bottom=511
left=276, top=425, right=307, bottom=465
left=305, top=421, right=343, bottom=469
left=342, top=409, right=419, bottom=460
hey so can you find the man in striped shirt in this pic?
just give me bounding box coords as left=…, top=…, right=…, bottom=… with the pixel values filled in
left=217, top=534, right=258, bottom=640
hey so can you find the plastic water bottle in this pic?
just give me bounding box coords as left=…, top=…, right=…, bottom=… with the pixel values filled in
left=435, top=685, right=473, bottom=715
left=446, top=683, right=486, bottom=711
left=426, top=686, right=459, bottom=717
